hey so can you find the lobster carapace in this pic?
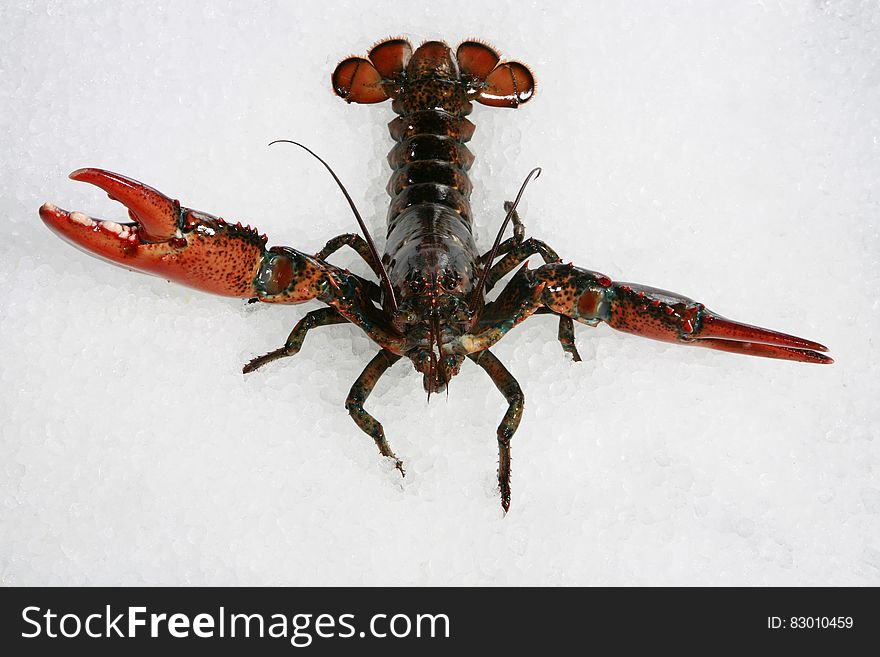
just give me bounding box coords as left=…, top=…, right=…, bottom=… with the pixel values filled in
left=39, top=38, right=832, bottom=511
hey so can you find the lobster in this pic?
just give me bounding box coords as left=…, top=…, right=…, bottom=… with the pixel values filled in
left=39, top=38, right=832, bottom=512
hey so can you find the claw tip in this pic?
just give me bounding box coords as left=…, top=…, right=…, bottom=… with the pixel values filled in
left=38, top=203, right=56, bottom=224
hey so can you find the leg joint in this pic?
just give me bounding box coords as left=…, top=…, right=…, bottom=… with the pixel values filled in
left=344, top=396, right=363, bottom=414
left=498, top=428, right=515, bottom=446
left=504, top=386, right=524, bottom=406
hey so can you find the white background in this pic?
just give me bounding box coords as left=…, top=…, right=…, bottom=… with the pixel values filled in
left=2, top=1, right=877, bottom=585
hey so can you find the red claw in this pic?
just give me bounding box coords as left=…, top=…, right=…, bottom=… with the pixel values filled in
left=69, top=168, right=180, bottom=241
left=688, top=313, right=832, bottom=364
left=40, top=168, right=266, bottom=297
left=40, top=168, right=180, bottom=267
left=542, top=269, right=834, bottom=366
left=603, top=281, right=833, bottom=365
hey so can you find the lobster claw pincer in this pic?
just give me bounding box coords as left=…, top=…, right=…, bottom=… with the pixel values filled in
left=40, top=168, right=180, bottom=258
left=39, top=168, right=268, bottom=297
left=674, top=308, right=832, bottom=362
left=604, top=281, right=833, bottom=364
left=530, top=264, right=833, bottom=364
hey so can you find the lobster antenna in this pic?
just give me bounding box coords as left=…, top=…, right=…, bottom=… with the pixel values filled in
left=269, top=139, right=398, bottom=312
left=469, top=167, right=542, bottom=310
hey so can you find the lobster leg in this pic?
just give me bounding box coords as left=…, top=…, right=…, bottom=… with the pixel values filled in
left=346, top=350, right=405, bottom=474
left=243, top=307, right=349, bottom=373
left=484, top=237, right=561, bottom=291
left=468, top=349, right=524, bottom=513
left=477, top=205, right=526, bottom=271
left=504, top=200, right=526, bottom=245
left=460, top=263, right=832, bottom=364
left=483, top=238, right=579, bottom=359
left=479, top=205, right=581, bottom=360
left=480, top=202, right=543, bottom=289
left=555, top=310, right=582, bottom=362
left=315, top=232, right=383, bottom=282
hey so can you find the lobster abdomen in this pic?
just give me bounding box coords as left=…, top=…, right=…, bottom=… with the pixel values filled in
left=383, top=42, right=481, bottom=298
left=331, top=39, right=535, bottom=304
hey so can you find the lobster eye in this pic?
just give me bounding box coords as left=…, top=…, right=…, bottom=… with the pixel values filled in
left=391, top=309, right=417, bottom=333
left=406, top=269, right=426, bottom=294
left=438, top=268, right=461, bottom=291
